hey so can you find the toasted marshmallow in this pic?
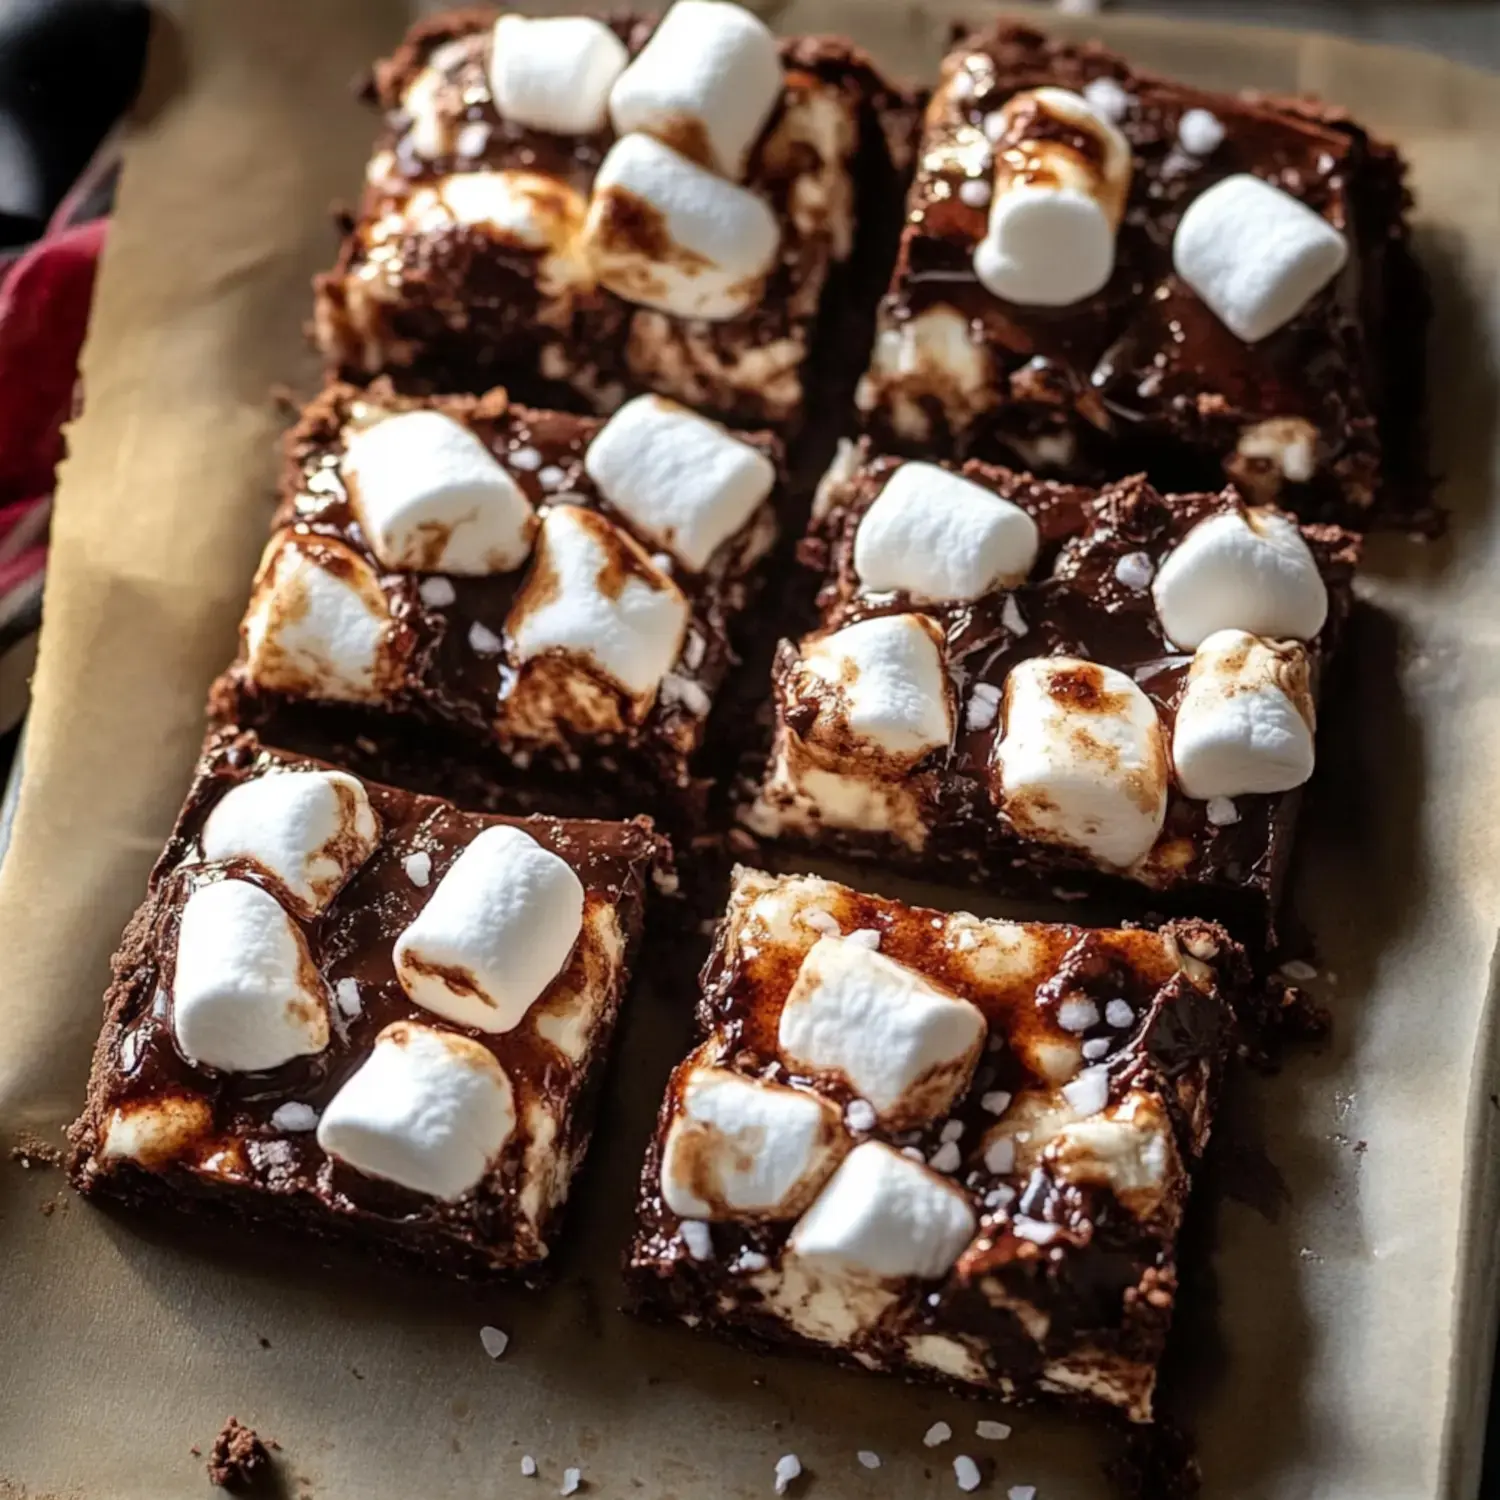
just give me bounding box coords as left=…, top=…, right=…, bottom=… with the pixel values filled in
left=661, top=1067, right=849, bottom=1220
left=489, top=14, right=628, bottom=135
left=857, top=305, right=996, bottom=445
left=582, top=133, right=780, bottom=321
left=100, top=1095, right=213, bottom=1166
left=853, top=463, right=1039, bottom=602
left=342, top=410, right=535, bottom=575
left=1172, top=630, right=1315, bottom=799
left=507, top=505, right=689, bottom=718
left=778, top=936, right=985, bottom=1129
left=172, top=879, right=329, bottom=1073
left=788, top=1142, right=976, bottom=1280
left=242, top=535, right=398, bottom=703
left=792, top=614, right=953, bottom=770
left=1173, top=173, right=1349, bottom=343
left=1151, top=507, right=1328, bottom=650
left=394, top=824, right=585, bottom=1034
left=608, top=0, right=782, bottom=178
left=317, top=1021, right=516, bottom=1200
left=1047, top=1094, right=1178, bottom=1217
left=200, top=769, right=379, bottom=916
left=973, top=88, right=1132, bottom=307
left=584, top=396, right=775, bottom=571
left=991, top=657, right=1168, bottom=869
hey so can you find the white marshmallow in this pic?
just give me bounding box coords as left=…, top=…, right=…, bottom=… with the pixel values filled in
left=508, top=504, right=689, bottom=703
left=584, top=395, right=775, bottom=571
left=1172, top=630, right=1316, bottom=799
left=853, top=463, right=1039, bottom=602
left=582, top=133, right=780, bottom=321
left=1151, top=507, right=1328, bottom=650
left=788, top=1142, right=976, bottom=1280
left=608, top=0, right=782, bottom=179
left=973, top=88, right=1132, bottom=308
left=1173, top=173, right=1349, bottom=343
left=200, top=769, right=379, bottom=916
left=172, top=879, right=329, bottom=1073
left=778, top=936, right=986, bottom=1128
left=793, top=614, right=953, bottom=766
left=242, top=535, right=396, bottom=703
left=489, top=14, right=628, bottom=136
left=660, top=1067, right=849, bottom=1220
left=394, top=824, right=585, bottom=1033
left=316, top=1021, right=516, bottom=1201
left=992, top=656, right=1168, bottom=869
left=343, top=410, right=535, bottom=576
left=1047, top=1094, right=1176, bottom=1216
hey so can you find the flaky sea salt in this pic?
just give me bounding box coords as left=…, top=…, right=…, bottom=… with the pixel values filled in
left=480, top=1325, right=509, bottom=1359
left=773, top=1454, right=802, bottom=1494
left=954, top=1455, right=982, bottom=1492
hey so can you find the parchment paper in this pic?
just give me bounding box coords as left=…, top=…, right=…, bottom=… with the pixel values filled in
left=2, top=4, right=1499, bottom=1497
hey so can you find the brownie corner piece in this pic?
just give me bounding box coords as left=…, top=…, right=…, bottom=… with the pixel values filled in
left=313, top=4, right=910, bottom=432
left=213, top=380, right=784, bottom=827
left=626, top=866, right=1241, bottom=1422
left=855, top=20, right=1427, bottom=528
left=742, top=445, right=1358, bottom=940
left=69, top=729, right=667, bottom=1280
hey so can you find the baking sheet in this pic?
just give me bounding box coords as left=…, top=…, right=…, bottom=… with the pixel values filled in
left=2, top=2, right=1499, bottom=1496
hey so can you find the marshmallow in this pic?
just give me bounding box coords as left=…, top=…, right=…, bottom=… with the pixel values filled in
left=991, top=656, right=1168, bottom=869
left=584, top=396, right=775, bottom=571
left=1047, top=1094, right=1177, bottom=1216
left=242, top=535, right=397, bottom=703
left=660, top=1067, right=849, bottom=1220
left=973, top=88, right=1132, bottom=307
left=200, top=769, right=379, bottom=916
left=100, top=1095, right=213, bottom=1166
left=508, top=504, right=689, bottom=712
left=1173, top=173, right=1349, bottom=343
left=582, top=132, right=780, bottom=321
left=778, top=936, right=986, bottom=1128
left=489, top=15, right=628, bottom=135
left=316, top=1021, right=516, bottom=1200
left=1151, top=507, right=1328, bottom=649
left=394, top=824, right=585, bottom=1033
left=172, top=879, right=329, bottom=1073
left=608, top=0, right=782, bottom=178
left=793, top=614, right=953, bottom=768
left=789, top=1142, right=976, bottom=1280
left=342, top=410, right=535, bottom=576
left=853, top=463, right=1039, bottom=602
left=1172, top=630, right=1316, bottom=799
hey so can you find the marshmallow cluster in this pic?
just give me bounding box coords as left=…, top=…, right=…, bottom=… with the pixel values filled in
left=1173, top=173, right=1349, bottom=343
left=973, top=88, right=1133, bottom=307
left=992, top=657, right=1169, bottom=869
left=200, top=769, right=379, bottom=916
left=343, top=409, right=535, bottom=575
left=394, top=824, right=586, bottom=1034
left=778, top=936, right=986, bottom=1128
left=1152, top=507, right=1328, bottom=649
left=660, top=1066, right=849, bottom=1219
left=242, top=535, right=397, bottom=704
left=584, top=395, right=775, bottom=571
left=853, top=463, right=1039, bottom=602
left=507, top=504, right=690, bottom=720
left=317, top=1022, right=517, bottom=1201
left=1173, top=630, right=1316, bottom=799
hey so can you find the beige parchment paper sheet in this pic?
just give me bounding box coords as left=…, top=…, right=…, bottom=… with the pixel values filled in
left=3, top=3, right=1500, bottom=1496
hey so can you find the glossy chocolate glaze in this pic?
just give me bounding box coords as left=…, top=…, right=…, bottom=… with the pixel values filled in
left=754, top=448, right=1359, bottom=938
left=315, top=10, right=900, bottom=428
left=863, top=23, right=1424, bottom=525
left=218, top=382, right=779, bottom=821
left=70, top=729, right=667, bottom=1275
left=626, top=869, right=1240, bottom=1419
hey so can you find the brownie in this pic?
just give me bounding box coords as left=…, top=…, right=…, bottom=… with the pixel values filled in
left=741, top=444, right=1359, bottom=940
left=626, top=866, right=1241, bottom=1424
left=313, top=6, right=911, bottom=433
left=855, top=22, right=1428, bottom=528
left=68, top=729, right=670, bottom=1282
left=211, top=381, right=783, bottom=830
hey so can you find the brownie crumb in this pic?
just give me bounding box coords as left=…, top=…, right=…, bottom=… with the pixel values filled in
left=208, top=1417, right=272, bottom=1491
left=10, top=1133, right=63, bottom=1169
